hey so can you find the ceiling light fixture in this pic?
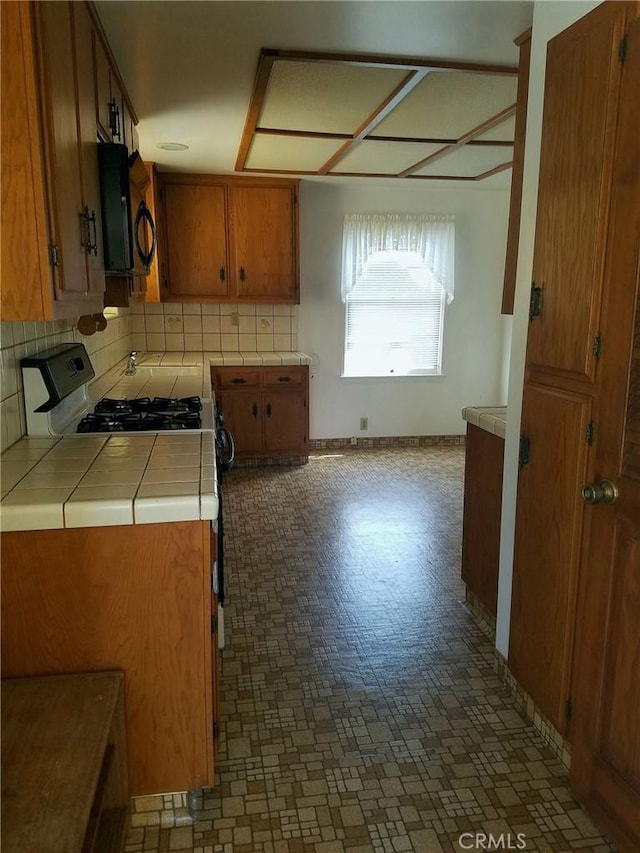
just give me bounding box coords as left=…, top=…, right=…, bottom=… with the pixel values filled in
left=156, top=142, right=189, bottom=151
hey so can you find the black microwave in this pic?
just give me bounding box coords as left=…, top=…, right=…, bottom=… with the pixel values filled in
left=97, top=143, right=156, bottom=275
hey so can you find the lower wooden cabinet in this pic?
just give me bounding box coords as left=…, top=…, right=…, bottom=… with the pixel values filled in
left=213, top=365, right=309, bottom=458
left=0, top=521, right=218, bottom=797
left=1, top=672, right=128, bottom=853
left=461, top=424, right=504, bottom=617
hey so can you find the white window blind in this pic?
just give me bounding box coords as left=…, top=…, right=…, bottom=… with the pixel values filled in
left=341, top=215, right=454, bottom=378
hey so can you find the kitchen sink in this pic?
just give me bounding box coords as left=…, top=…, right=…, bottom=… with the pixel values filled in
left=127, top=365, right=200, bottom=376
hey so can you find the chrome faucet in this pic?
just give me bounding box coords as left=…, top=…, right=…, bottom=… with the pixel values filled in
left=125, top=351, right=138, bottom=375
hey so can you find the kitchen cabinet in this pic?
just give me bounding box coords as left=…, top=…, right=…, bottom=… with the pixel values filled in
left=1, top=1, right=138, bottom=322
left=461, top=424, right=504, bottom=617
left=93, top=23, right=138, bottom=152
left=212, top=365, right=309, bottom=458
left=0, top=521, right=219, bottom=797
left=508, top=1, right=632, bottom=735
left=158, top=174, right=300, bottom=304
left=501, top=28, right=531, bottom=315
left=0, top=1, right=105, bottom=321
left=2, top=672, right=128, bottom=853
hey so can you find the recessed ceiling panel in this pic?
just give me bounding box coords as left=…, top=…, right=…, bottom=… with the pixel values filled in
left=246, top=135, right=344, bottom=172
left=414, top=144, right=513, bottom=178
left=375, top=71, right=517, bottom=140
left=258, top=60, right=410, bottom=135
left=474, top=114, right=516, bottom=142
left=335, top=140, right=444, bottom=175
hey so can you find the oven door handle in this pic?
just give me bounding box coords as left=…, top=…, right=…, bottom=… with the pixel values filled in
left=217, top=427, right=235, bottom=473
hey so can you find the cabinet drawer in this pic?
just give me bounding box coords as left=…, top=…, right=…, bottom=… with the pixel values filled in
left=212, top=368, right=261, bottom=389
left=263, top=366, right=305, bottom=386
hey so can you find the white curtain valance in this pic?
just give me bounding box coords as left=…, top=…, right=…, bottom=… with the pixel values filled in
left=341, top=213, right=455, bottom=303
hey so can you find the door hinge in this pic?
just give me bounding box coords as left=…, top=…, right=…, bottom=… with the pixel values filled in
left=593, top=335, right=602, bottom=359
left=213, top=721, right=219, bottom=739
left=519, top=434, right=531, bottom=467
left=619, top=34, right=627, bottom=63
left=565, top=697, right=573, bottom=720
left=49, top=244, right=60, bottom=267
left=211, top=615, right=217, bottom=634
left=529, top=282, right=543, bottom=322
left=303, top=398, right=307, bottom=408
left=586, top=421, right=595, bottom=446
left=163, top=277, right=168, bottom=289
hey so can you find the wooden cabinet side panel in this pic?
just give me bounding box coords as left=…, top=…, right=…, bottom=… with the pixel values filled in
left=0, top=2, right=52, bottom=321
left=509, top=383, right=592, bottom=731
left=164, top=182, right=229, bottom=299
left=461, top=425, right=504, bottom=616
left=526, top=4, right=627, bottom=381
left=502, top=31, right=531, bottom=315
left=0, top=522, right=213, bottom=797
left=230, top=186, right=297, bottom=301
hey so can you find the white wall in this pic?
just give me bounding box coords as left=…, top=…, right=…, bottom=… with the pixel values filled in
left=298, top=181, right=511, bottom=440
left=495, top=0, right=601, bottom=656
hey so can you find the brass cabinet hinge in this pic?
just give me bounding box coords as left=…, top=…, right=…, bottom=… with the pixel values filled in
left=529, top=282, right=543, bottom=322
left=586, top=421, right=595, bottom=446
left=593, top=335, right=602, bottom=359
left=49, top=244, right=60, bottom=267
left=519, top=434, right=531, bottom=467
left=565, top=697, right=573, bottom=720
left=619, top=34, right=627, bottom=63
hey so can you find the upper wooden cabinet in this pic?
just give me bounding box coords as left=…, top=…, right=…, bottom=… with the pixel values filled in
left=93, top=21, right=139, bottom=153
left=501, top=29, right=531, bottom=315
left=525, top=7, right=627, bottom=383
left=1, top=1, right=138, bottom=322
left=158, top=174, right=300, bottom=304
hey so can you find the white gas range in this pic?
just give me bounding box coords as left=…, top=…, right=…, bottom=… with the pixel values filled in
left=21, top=343, right=214, bottom=436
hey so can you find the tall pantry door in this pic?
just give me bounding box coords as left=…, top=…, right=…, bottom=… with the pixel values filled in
left=509, top=0, right=629, bottom=733
left=570, top=14, right=640, bottom=849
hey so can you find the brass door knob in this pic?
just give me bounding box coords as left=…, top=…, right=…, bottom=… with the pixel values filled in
left=581, top=479, right=619, bottom=504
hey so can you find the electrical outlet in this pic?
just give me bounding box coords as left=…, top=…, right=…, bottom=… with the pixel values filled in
left=360, top=417, right=368, bottom=431
left=231, top=312, right=240, bottom=327
left=350, top=437, right=357, bottom=445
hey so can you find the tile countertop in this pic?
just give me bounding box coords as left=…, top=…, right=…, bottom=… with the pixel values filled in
left=89, top=351, right=313, bottom=401
left=461, top=406, right=507, bottom=439
left=0, top=352, right=312, bottom=532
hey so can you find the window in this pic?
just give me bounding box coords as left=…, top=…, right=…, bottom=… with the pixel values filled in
left=341, top=214, right=455, bottom=378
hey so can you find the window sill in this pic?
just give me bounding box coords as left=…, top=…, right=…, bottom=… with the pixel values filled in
left=340, top=373, right=446, bottom=380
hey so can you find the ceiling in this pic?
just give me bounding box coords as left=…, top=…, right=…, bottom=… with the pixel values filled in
left=95, top=1, right=534, bottom=189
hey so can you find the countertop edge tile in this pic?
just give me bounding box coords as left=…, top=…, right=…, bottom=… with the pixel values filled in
left=462, top=405, right=507, bottom=439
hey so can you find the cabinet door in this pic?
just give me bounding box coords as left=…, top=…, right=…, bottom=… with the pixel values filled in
left=71, top=1, right=105, bottom=299
left=164, top=182, right=229, bottom=299
left=264, top=389, right=307, bottom=454
left=92, top=28, right=112, bottom=140
left=1, top=2, right=52, bottom=321
left=509, top=383, right=592, bottom=732
left=525, top=5, right=627, bottom=383
left=36, top=1, right=87, bottom=299
left=216, top=390, right=263, bottom=454
left=229, top=186, right=297, bottom=301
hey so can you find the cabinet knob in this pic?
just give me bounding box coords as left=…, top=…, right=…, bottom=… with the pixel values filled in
left=232, top=378, right=247, bottom=384
left=252, top=403, right=258, bottom=418
left=239, top=266, right=246, bottom=281
left=266, top=402, right=272, bottom=417
left=219, top=267, right=225, bottom=282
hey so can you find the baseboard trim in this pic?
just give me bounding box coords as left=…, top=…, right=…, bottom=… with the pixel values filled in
left=308, top=435, right=465, bottom=451
left=494, top=652, right=572, bottom=771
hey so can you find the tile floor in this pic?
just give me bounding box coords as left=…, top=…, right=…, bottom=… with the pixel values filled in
left=124, top=447, right=615, bottom=853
